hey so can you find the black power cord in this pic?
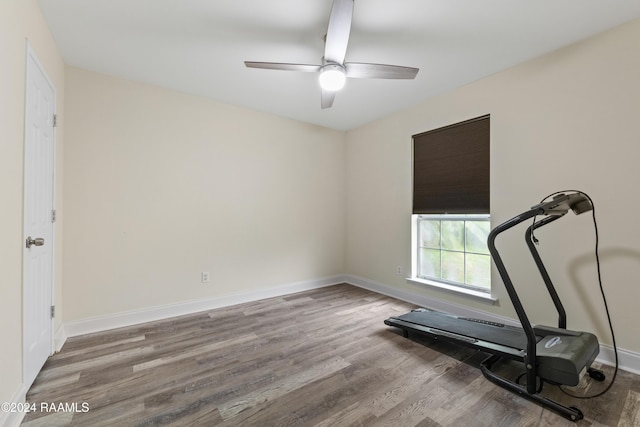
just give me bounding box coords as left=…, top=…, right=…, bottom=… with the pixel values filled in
left=531, top=190, right=618, bottom=399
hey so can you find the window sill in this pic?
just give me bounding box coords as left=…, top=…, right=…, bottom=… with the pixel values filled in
left=406, top=277, right=498, bottom=305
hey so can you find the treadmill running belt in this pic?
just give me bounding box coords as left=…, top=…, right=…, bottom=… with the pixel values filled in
left=393, top=310, right=538, bottom=350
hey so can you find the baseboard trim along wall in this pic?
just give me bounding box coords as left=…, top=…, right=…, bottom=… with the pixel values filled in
left=59, top=273, right=640, bottom=376
left=344, top=274, right=640, bottom=376
left=54, top=323, right=67, bottom=352
left=344, top=274, right=519, bottom=326
left=63, top=275, right=344, bottom=338
left=0, top=385, right=27, bottom=427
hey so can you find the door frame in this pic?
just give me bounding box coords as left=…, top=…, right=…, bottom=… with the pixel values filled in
left=22, top=41, right=57, bottom=387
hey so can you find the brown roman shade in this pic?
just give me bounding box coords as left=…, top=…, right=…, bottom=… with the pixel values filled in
left=413, top=115, right=490, bottom=214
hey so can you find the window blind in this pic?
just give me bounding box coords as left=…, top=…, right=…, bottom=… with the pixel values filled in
left=412, top=115, right=490, bottom=214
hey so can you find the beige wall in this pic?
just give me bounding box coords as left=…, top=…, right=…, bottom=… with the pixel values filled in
left=63, top=67, right=345, bottom=321
left=0, top=0, right=65, bottom=412
left=346, top=18, right=640, bottom=352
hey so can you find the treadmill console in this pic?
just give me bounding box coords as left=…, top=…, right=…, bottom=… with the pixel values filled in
left=531, top=193, right=592, bottom=216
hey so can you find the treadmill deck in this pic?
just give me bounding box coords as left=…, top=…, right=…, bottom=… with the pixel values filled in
left=385, top=308, right=542, bottom=359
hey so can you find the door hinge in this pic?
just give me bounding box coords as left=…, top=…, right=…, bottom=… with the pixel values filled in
left=53, top=114, right=57, bottom=128
left=52, top=209, right=56, bottom=223
left=51, top=305, right=55, bottom=318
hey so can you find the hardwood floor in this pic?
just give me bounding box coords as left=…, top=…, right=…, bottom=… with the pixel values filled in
left=22, top=284, right=640, bottom=426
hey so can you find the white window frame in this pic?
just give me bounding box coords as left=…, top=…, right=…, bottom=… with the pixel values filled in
left=409, top=214, right=497, bottom=304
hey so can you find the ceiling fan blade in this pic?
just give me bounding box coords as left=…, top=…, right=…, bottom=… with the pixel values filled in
left=324, top=0, right=354, bottom=64
left=244, top=62, right=321, bottom=72
left=345, top=62, right=419, bottom=79
left=321, top=88, right=336, bottom=109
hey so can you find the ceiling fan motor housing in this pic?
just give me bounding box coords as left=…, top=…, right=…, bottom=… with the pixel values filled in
left=319, top=63, right=347, bottom=91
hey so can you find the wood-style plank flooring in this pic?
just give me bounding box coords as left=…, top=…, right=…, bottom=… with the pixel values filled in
left=22, top=284, right=640, bottom=426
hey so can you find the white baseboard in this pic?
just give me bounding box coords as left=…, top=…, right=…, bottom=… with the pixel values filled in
left=345, top=274, right=519, bottom=326
left=0, top=385, right=27, bottom=427
left=597, top=344, right=640, bottom=376
left=64, top=275, right=345, bottom=338
left=59, top=272, right=640, bottom=375
left=344, top=274, right=640, bottom=375
left=54, top=323, right=67, bottom=352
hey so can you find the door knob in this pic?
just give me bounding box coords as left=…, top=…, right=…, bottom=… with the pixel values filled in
left=26, top=236, right=45, bottom=248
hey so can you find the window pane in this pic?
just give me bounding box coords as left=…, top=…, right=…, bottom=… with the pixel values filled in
left=420, top=220, right=441, bottom=248
left=466, top=253, right=491, bottom=289
left=465, top=221, right=490, bottom=255
left=441, top=221, right=464, bottom=251
left=442, top=251, right=464, bottom=283
left=414, top=215, right=491, bottom=292
left=419, top=248, right=441, bottom=278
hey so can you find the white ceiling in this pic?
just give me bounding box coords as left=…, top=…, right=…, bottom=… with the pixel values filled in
left=38, top=0, right=640, bottom=131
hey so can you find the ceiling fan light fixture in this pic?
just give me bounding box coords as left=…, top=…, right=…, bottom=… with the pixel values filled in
left=319, top=64, right=346, bottom=91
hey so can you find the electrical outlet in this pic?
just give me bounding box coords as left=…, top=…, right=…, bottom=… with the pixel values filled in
left=201, top=272, right=210, bottom=283
left=396, top=266, right=404, bottom=275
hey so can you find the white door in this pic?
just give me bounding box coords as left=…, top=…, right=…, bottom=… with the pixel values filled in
left=23, top=45, right=56, bottom=388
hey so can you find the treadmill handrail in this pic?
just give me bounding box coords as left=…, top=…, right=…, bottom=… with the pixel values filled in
left=488, top=208, right=542, bottom=394
left=525, top=215, right=567, bottom=329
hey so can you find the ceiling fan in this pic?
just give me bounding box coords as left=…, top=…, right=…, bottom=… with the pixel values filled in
left=244, top=0, right=419, bottom=109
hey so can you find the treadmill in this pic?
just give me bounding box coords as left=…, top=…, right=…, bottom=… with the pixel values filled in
left=385, top=192, right=603, bottom=421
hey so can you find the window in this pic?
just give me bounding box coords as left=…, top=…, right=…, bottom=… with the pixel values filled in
left=411, top=115, right=491, bottom=297
left=417, top=214, right=491, bottom=292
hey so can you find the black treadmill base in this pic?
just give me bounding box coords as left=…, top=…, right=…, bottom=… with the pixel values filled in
left=387, top=315, right=586, bottom=422
left=384, top=310, right=529, bottom=360
left=480, top=355, right=583, bottom=422
left=393, top=309, right=529, bottom=349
